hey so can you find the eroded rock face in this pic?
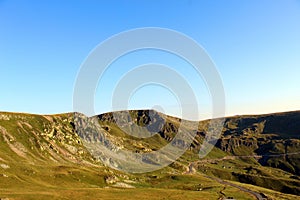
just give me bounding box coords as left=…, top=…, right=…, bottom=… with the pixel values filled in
left=98, top=110, right=166, bottom=133
left=213, top=112, right=300, bottom=175
left=0, top=112, right=94, bottom=164
left=74, top=110, right=197, bottom=173
left=216, top=137, right=259, bottom=152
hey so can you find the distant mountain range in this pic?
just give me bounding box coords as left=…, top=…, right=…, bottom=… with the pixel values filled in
left=0, top=110, right=299, bottom=199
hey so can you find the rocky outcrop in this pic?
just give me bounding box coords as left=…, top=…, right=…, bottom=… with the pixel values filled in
left=214, top=111, right=300, bottom=175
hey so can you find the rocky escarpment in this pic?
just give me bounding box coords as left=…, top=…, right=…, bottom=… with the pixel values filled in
left=214, top=111, right=300, bottom=175
left=73, top=110, right=196, bottom=172
left=97, top=110, right=176, bottom=139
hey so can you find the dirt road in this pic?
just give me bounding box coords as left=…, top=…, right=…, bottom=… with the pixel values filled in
left=186, top=162, right=265, bottom=200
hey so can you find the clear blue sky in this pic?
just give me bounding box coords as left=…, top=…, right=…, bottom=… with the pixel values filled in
left=0, top=0, right=300, bottom=119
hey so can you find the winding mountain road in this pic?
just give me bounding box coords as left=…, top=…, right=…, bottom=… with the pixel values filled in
left=205, top=175, right=264, bottom=200
left=186, top=162, right=265, bottom=200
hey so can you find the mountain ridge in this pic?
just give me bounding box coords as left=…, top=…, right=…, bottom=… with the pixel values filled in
left=0, top=109, right=300, bottom=199
left=2, top=109, right=300, bottom=121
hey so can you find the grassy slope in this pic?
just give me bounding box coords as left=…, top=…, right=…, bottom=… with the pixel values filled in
left=0, top=111, right=300, bottom=199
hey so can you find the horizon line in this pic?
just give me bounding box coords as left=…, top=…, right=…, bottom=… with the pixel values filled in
left=0, top=109, right=299, bottom=122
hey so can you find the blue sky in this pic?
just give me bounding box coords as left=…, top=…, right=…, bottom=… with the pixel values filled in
left=0, top=0, right=300, bottom=119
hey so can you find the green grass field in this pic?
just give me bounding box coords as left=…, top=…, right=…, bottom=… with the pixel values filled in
left=1, top=111, right=300, bottom=199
